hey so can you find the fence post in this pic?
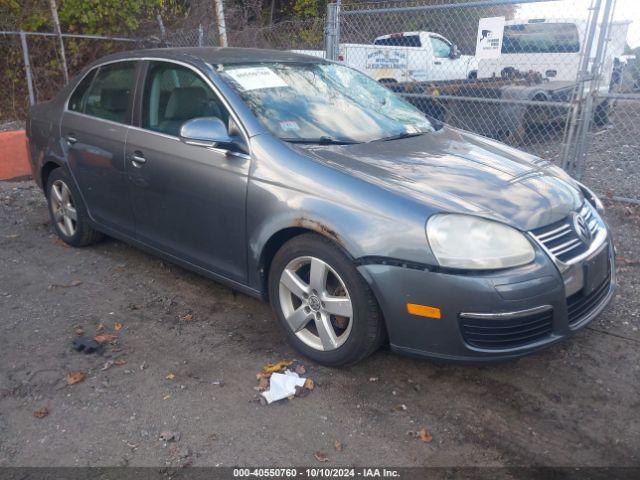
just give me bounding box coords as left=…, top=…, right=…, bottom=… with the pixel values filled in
left=49, top=0, right=69, bottom=84
left=573, top=0, right=615, bottom=179
left=214, top=0, right=228, bottom=47
left=198, top=24, right=204, bottom=47
left=156, top=15, right=166, bottom=46
left=19, top=31, right=36, bottom=106
left=325, top=2, right=340, bottom=61
left=560, top=0, right=602, bottom=176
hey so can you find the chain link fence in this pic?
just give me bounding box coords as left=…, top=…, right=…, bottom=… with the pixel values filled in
left=1, top=0, right=638, bottom=201
left=0, top=14, right=323, bottom=122
left=328, top=0, right=636, bottom=190
left=0, top=31, right=150, bottom=122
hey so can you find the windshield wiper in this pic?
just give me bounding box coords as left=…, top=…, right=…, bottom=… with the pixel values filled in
left=375, top=131, right=427, bottom=142
left=282, top=136, right=361, bottom=145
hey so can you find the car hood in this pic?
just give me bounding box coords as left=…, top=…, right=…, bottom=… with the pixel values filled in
left=301, top=127, right=582, bottom=231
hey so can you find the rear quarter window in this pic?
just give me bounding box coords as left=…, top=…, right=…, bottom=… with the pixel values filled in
left=68, top=68, right=97, bottom=113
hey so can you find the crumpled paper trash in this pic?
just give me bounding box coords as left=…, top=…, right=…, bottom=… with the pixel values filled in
left=261, top=370, right=306, bottom=404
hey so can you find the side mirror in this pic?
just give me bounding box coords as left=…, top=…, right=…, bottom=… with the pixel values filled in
left=449, top=45, right=460, bottom=59
left=179, top=117, right=233, bottom=148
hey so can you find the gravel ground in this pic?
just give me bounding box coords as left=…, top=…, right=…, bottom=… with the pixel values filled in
left=0, top=121, right=25, bottom=133
left=520, top=100, right=640, bottom=202
left=0, top=179, right=639, bottom=468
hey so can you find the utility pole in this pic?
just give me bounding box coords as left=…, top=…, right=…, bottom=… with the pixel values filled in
left=214, top=0, right=228, bottom=47
left=49, top=0, right=69, bottom=84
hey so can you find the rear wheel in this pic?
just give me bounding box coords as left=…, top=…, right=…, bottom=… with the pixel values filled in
left=268, top=233, right=385, bottom=366
left=46, top=168, right=103, bottom=247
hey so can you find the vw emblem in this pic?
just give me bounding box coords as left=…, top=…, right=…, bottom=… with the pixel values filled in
left=572, top=212, right=591, bottom=244
left=308, top=295, right=322, bottom=312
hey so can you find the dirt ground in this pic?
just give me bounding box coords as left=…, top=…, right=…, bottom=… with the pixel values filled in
left=0, top=179, right=639, bottom=468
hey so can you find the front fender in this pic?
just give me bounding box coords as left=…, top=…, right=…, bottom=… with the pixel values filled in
left=245, top=136, right=439, bottom=292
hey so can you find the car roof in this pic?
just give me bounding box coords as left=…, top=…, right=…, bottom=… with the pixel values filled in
left=93, top=47, right=327, bottom=67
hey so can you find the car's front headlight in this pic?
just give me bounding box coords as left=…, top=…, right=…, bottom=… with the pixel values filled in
left=426, top=214, right=535, bottom=270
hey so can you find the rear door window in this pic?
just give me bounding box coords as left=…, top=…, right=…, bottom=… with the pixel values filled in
left=75, top=61, right=136, bottom=124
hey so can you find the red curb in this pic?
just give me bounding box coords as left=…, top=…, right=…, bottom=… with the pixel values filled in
left=0, top=130, right=32, bottom=181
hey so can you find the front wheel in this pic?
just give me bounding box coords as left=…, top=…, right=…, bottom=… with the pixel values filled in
left=268, top=234, right=385, bottom=366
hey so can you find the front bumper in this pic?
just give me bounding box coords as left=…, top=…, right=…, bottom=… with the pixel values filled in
left=358, top=237, right=615, bottom=362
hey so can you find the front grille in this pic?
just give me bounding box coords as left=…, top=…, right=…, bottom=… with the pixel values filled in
left=530, top=202, right=599, bottom=263
left=459, top=309, right=553, bottom=350
left=567, top=265, right=612, bottom=326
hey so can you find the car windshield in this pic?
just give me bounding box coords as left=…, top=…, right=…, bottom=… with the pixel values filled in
left=217, top=62, right=433, bottom=143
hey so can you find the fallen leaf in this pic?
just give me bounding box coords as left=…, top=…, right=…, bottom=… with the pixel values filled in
left=314, top=451, right=329, bottom=462
left=101, top=360, right=114, bottom=371
left=96, top=323, right=105, bottom=331
left=261, top=360, right=293, bottom=374
left=258, top=377, right=270, bottom=391
left=33, top=407, right=49, bottom=418
left=304, top=378, right=315, bottom=390
left=94, top=334, right=117, bottom=344
left=159, top=430, right=180, bottom=442
left=163, top=394, right=171, bottom=400
left=74, top=327, right=85, bottom=336
left=294, top=385, right=310, bottom=398
left=114, top=359, right=127, bottom=366
left=334, top=440, right=343, bottom=452
left=179, top=312, right=194, bottom=322
left=114, top=322, right=123, bottom=331
left=166, top=373, right=176, bottom=380
left=418, top=427, right=433, bottom=443
left=66, top=371, right=86, bottom=385
left=392, top=404, right=407, bottom=412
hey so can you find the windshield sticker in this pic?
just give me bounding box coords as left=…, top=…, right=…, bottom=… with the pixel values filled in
left=226, top=67, right=288, bottom=91
left=279, top=121, right=300, bottom=132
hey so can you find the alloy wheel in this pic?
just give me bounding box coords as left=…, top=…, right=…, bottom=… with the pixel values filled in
left=278, top=256, right=353, bottom=351
left=50, top=179, right=77, bottom=237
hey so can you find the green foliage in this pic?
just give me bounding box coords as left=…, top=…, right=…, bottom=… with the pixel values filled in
left=0, top=0, right=181, bottom=34
left=57, top=0, right=164, bottom=34
left=292, top=0, right=320, bottom=19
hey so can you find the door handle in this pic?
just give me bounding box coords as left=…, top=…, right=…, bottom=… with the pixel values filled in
left=130, top=151, right=146, bottom=167
left=66, top=134, right=77, bottom=144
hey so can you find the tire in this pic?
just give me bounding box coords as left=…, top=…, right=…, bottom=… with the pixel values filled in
left=46, top=167, right=103, bottom=247
left=268, top=233, right=385, bottom=366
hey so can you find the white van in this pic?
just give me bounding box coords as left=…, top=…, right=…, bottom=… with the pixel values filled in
left=478, top=18, right=630, bottom=92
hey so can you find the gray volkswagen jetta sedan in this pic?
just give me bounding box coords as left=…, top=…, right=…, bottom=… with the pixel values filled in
left=27, top=48, right=615, bottom=366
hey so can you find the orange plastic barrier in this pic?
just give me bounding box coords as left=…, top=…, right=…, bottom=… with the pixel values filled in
left=0, top=130, right=32, bottom=180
